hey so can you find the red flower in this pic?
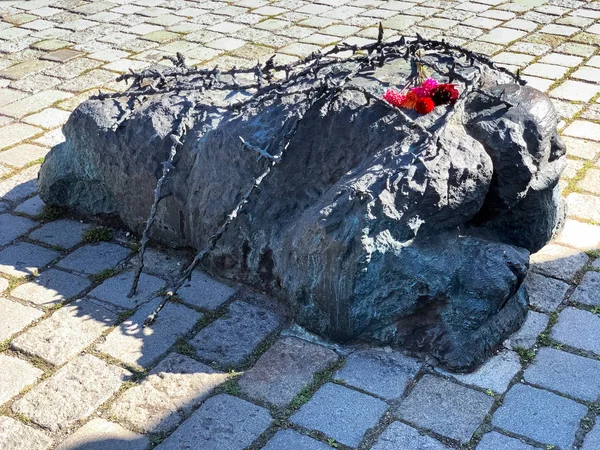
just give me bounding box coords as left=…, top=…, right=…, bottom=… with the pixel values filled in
left=431, top=84, right=460, bottom=106
left=415, top=97, right=435, bottom=114
left=382, top=89, right=405, bottom=108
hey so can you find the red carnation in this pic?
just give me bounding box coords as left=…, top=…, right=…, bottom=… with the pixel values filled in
left=382, top=89, right=405, bottom=108
left=415, top=97, right=435, bottom=115
left=430, top=84, right=460, bottom=106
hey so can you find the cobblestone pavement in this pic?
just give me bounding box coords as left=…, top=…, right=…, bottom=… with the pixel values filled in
left=1, top=0, right=600, bottom=449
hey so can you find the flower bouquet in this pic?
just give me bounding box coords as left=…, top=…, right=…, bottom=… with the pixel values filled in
left=383, top=78, right=459, bottom=115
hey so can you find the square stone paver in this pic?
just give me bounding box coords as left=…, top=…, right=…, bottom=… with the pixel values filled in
left=176, top=270, right=237, bottom=310
left=0, top=297, right=43, bottom=341
left=10, top=268, right=91, bottom=307
left=54, top=419, right=148, bottom=450
left=0, top=242, right=60, bottom=278
left=0, top=354, right=43, bottom=405
left=0, top=416, right=52, bottom=450
left=155, top=394, right=272, bottom=450
left=190, top=300, right=282, bottom=367
left=492, top=383, right=587, bottom=449
left=582, top=422, right=600, bottom=450
left=291, top=383, right=387, bottom=448
left=14, top=195, right=45, bottom=217
left=476, top=432, right=536, bottom=450
left=550, top=81, right=600, bottom=102
left=0, top=213, right=37, bottom=246
left=524, top=347, right=600, bottom=402
left=0, top=143, right=48, bottom=168
left=263, top=430, right=331, bottom=450
left=571, top=271, right=600, bottom=306
left=88, top=270, right=165, bottom=310
left=57, top=242, right=130, bottom=275
left=556, top=219, right=600, bottom=250
left=12, top=354, right=130, bottom=431
left=504, top=310, right=549, bottom=350
left=523, top=272, right=569, bottom=312
left=11, top=298, right=119, bottom=366
left=396, top=375, right=494, bottom=444
left=371, top=421, right=451, bottom=450
left=109, top=353, right=228, bottom=433
left=239, top=337, right=339, bottom=407
left=530, top=244, right=588, bottom=282
left=0, top=165, right=41, bottom=203
left=41, top=49, right=84, bottom=63
left=97, top=298, right=202, bottom=369
left=551, top=307, right=600, bottom=354
left=437, top=350, right=521, bottom=394
left=28, top=219, right=91, bottom=249
left=334, top=349, right=420, bottom=400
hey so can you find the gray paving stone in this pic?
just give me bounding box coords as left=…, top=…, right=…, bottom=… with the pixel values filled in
left=11, top=298, right=119, bottom=366
left=14, top=195, right=44, bottom=217
left=191, top=300, right=281, bottom=367
left=155, top=394, right=272, bottom=450
left=97, top=298, right=201, bottom=369
left=476, top=432, right=536, bottom=450
left=0, top=242, right=60, bottom=277
left=0, top=277, right=7, bottom=293
left=0, top=143, right=48, bottom=168
left=530, top=244, right=588, bottom=282
left=0, top=416, right=52, bottom=450
left=177, top=269, right=237, bottom=310
left=571, top=271, right=600, bottom=306
left=291, top=383, right=387, bottom=448
left=0, top=354, right=43, bottom=405
left=371, top=421, right=450, bottom=450
left=239, top=337, right=339, bottom=407
left=334, top=348, right=420, bottom=400
left=524, top=347, right=600, bottom=402
left=492, top=383, right=587, bottom=449
left=54, top=418, right=148, bottom=450
left=582, top=422, right=600, bottom=450
left=110, top=353, right=228, bottom=433
left=523, top=272, right=569, bottom=313
left=504, top=310, right=549, bottom=350
left=396, top=375, right=494, bottom=444
left=556, top=218, right=600, bottom=250
left=127, top=247, right=187, bottom=278
left=11, top=268, right=91, bottom=306
left=12, top=354, right=130, bottom=431
left=57, top=242, right=130, bottom=275
left=28, top=219, right=90, bottom=249
left=437, top=350, right=520, bottom=394
left=0, top=297, right=43, bottom=340
left=552, top=307, right=600, bottom=354
left=0, top=213, right=36, bottom=246
left=88, top=270, right=164, bottom=310
left=263, top=430, right=331, bottom=450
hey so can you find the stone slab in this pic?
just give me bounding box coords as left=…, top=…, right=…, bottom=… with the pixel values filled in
left=11, top=298, right=119, bottom=366
left=0, top=242, right=60, bottom=278
left=190, top=300, right=281, bottom=367
left=14, top=195, right=45, bottom=217
left=0, top=296, right=43, bottom=341
left=11, top=268, right=91, bottom=307
left=525, top=347, right=600, bottom=402
left=291, top=383, right=387, bottom=448
left=582, top=422, right=600, bottom=450
left=371, top=421, right=450, bottom=450
left=396, top=375, right=494, bottom=443
left=54, top=419, right=148, bottom=450
left=551, top=307, right=600, bottom=354
left=0, top=165, right=40, bottom=203
left=28, top=219, right=91, bottom=249
left=0, top=213, right=37, bottom=246
left=97, top=298, right=202, bottom=369
left=109, top=353, right=228, bottom=433
left=263, top=430, right=331, bottom=450
left=0, top=354, right=43, bottom=405
left=0, top=416, right=52, bottom=450
left=523, top=272, right=570, bottom=312
left=0, top=277, right=7, bottom=293
left=12, top=354, right=130, bottom=431
left=334, top=348, right=421, bottom=400
left=239, top=337, right=339, bottom=407
left=504, top=311, right=549, bottom=350
left=176, top=269, right=237, bottom=310
left=492, top=383, right=587, bottom=449
left=571, top=271, right=600, bottom=306
left=57, top=243, right=130, bottom=275
left=530, top=244, right=588, bottom=282
left=155, top=394, right=272, bottom=450
left=88, top=270, right=165, bottom=310
left=0, top=143, right=48, bottom=168
left=476, top=432, right=536, bottom=450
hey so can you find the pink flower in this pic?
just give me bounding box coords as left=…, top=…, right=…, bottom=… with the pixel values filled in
left=382, top=89, right=406, bottom=108
left=411, top=78, right=439, bottom=98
